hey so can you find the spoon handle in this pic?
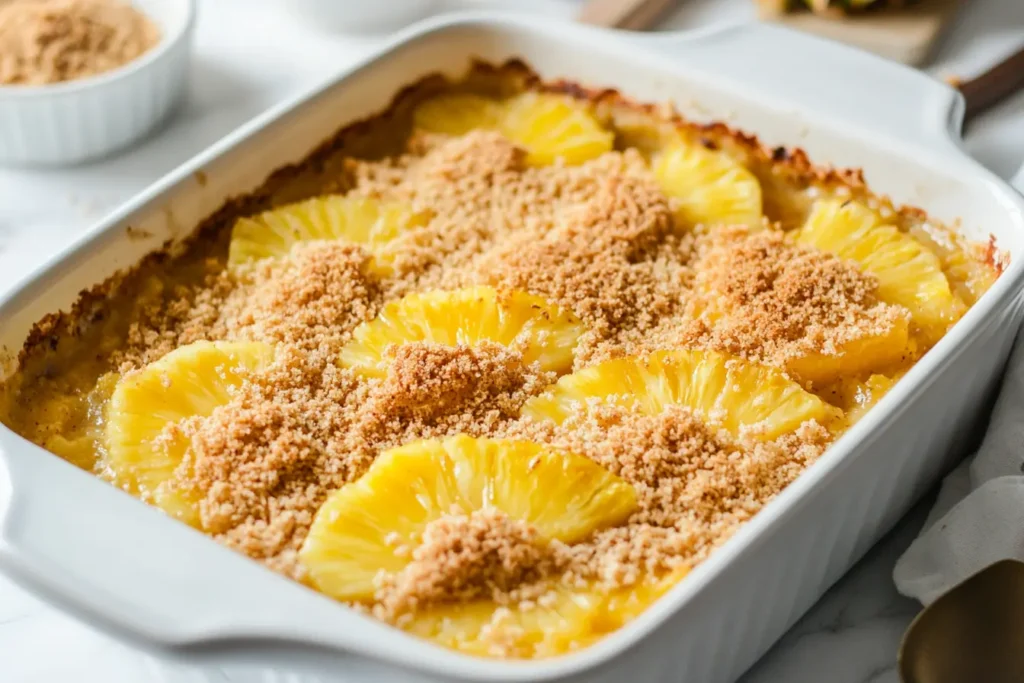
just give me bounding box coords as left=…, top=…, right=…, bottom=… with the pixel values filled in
left=957, top=44, right=1024, bottom=127
left=578, top=0, right=678, bottom=30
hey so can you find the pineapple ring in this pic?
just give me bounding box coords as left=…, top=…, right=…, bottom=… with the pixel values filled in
left=412, top=91, right=613, bottom=166
left=501, top=92, right=614, bottom=167
left=412, top=93, right=505, bottom=136
left=406, top=584, right=606, bottom=659
left=298, top=435, right=637, bottom=602
left=227, top=195, right=429, bottom=271
left=339, top=286, right=585, bottom=378
left=521, top=349, right=840, bottom=439
left=783, top=319, right=912, bottom=387
left=104, top=341, right=275, bottom=527
left=653, top=142, right=763, bottom=228
left=406, top=562, right=690, bottom=658
left=794, top=199, right=966, bottom=342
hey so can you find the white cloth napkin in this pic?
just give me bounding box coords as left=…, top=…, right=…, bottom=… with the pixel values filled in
left=894, top=328, right=1024, bottom=604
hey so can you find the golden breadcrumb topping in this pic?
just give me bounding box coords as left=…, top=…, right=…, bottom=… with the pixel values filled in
left=375, top=509, right=564, bottom=621
left=0, top=73, right=999, bottom=658
left=507, top=406, right=829, bottom=588
left=681, top=228, right=909, bottom=371
left=87, top=131, right=844, bottom=596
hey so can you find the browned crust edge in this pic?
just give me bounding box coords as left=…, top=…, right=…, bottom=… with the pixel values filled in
left=15, top=57, right=1006, bottom=366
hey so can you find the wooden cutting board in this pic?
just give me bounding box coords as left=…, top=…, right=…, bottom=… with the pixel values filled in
left=761, top=0, right=963, bottom=65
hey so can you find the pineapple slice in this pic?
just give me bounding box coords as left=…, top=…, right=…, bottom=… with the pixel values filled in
left=501, top=92, right=614, bottom=166
left=105, top=341, right=274, bottom=526
left=939, top=242, right=999, bottom=307
left=412, top=91, right=613, bottom=166
left=783, top=316, right=913, bottom=386
left=339, top=286, right=584, bottom=378
left=299, top=435, right=637, bottom=601
left=594, top=565, right=691, bottom=633
left=521, top=349, right=839, bottom=439
left=407, top=584, right=604, bottom=658
left=653, top=142, right=763, bottom=228
left=412, top=93, right=504, bottom=136
left=824, top=372, right=901, bottom=427
left=794, top=199, right=966, bottom=340
left=227, top=195, right=428, bottom=271
left=408, top=565, right=690, bottom=658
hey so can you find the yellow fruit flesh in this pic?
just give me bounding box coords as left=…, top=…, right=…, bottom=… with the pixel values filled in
left=407, top=566, right=689, bottom=658
left=298, top=435, right=638, bottom=602
left=406, top=584, right=605, bottom=658
left=227, top=195, right=428, bottom=271
left=821, top=372, right=902, bottom=428
left=412, top=93, right=504, bottom=135
left=936, top=240, right=999, bottom=307
left=412, top=92, right=613, bottom=166
left=653, top=143, right=763, bottom=228
left=784, top=315, right=914, bottom=386
left=104, top=341, right=274, bottom=526
left=697, top=278, right=914, bottom=387
left=522, top=349, right=839, bottom=438
left=501, top=92, right=614, bottom=166
left=794, top=199, right=966, bottom=342
left=339, top=286, right=585, bottom=378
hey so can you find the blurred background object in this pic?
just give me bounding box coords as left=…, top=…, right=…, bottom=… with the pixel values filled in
left=578, top=0, right=678, bottom=29
left=572, top=0, right=960, bottom=64
left=756, top=0, right=961, bottom=64
left=756, top=0, right=919, bottom=15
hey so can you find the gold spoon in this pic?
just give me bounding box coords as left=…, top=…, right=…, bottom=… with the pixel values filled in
left=899, top=559, right=1024, bottom=683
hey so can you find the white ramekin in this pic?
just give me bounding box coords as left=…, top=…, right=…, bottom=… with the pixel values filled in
left=0, top=0, right=196, bottom=167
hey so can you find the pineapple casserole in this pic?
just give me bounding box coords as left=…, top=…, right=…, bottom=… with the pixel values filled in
left=0, top=62, right=1003, bottom=659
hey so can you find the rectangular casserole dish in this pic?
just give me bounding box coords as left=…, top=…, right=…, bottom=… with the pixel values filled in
left=1, top=12, right=1023, bottom=683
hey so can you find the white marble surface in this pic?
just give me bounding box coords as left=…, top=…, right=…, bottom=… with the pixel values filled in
left=0, top=0, right=1022, bottom=681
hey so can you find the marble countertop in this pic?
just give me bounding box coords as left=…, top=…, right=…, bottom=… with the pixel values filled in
left=0, top=1, right=1022, bottom=681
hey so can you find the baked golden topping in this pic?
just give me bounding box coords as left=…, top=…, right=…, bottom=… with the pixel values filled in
left=690, top=228, right=914, bottom=384
left=0, top=61, right=1002, bottom=660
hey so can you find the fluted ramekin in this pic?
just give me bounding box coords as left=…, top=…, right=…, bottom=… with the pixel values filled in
left=0, top=0, right=196, bottom=166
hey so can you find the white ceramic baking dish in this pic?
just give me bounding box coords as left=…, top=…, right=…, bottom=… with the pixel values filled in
left=1, top=12, right=1023, bottom=683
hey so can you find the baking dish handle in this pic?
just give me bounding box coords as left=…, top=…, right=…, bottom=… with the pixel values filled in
left=0, top=441, right=458, bottom=675
left=633, top=22, right=964, bottom=151
left=1012, top=162, right=1024, bottom=195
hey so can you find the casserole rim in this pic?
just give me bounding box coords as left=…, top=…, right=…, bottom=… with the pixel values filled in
left=1, top=11, right=1024, bottom=681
